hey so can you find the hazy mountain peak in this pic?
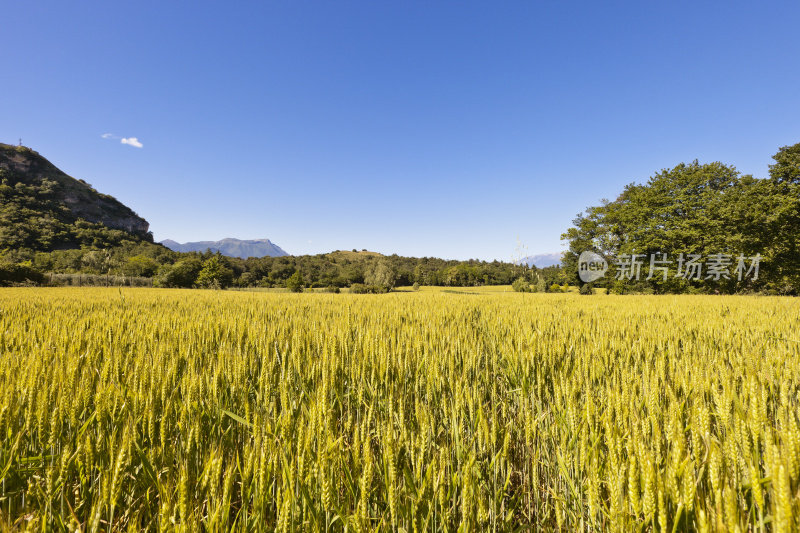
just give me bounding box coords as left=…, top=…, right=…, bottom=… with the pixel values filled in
left=517, top=253, right=562, bottom=268
left=160, top=237, right=288, bottom=258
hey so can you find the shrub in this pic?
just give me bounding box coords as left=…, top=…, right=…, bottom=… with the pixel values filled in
left=364, top=259, right=396, bottom=292
left=579, top=283, right=593, bottom=295
left=534, top=276, right=544, bottom=292
left=195, top=256, right=234, bottom=289
left=50, top=273, right=151, bottom=287
left=154, top=258, right=203, bottom=288
left=286, top=271, right=304, bottom=293
left=350, top=283, right=386, bottom=294
left=412, top=282, right=421, bottom=291
left=0, top=262, right=44, bottom=286
left=512, top=277, right=531, bottom=293
left=122, top=255, right=160, bottom=278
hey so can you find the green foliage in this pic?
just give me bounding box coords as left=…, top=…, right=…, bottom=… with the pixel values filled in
left=0, top=144, right=562, bottom=290
left=15, top=243, right=547, bottom=290
left=349, top=283, right=386, bottom=294
left=512, top=277, right=531, bottom=292
left=349, top=283, right=369, bottom=294
left=49, top=273, right=152, bottom=287
left=0, top=262, right=44, bottom=286
left=154, top=258, right=203, bottom=288
left=412, top=281, right=421, bottom=291
left=364, top=258, right=396, bottom=292
left=122, top=255, right=160, bottom=277
left=562, top=143, right=800, bottom=294
left=579, top=283, right=593, bottom=295
left=286, top=271, right=304, bottom=292
left=0, top=143, right=151, bottom=252
left=195, top=255, right=234, bottom=289
left=769, top=142, right=800, bottom=184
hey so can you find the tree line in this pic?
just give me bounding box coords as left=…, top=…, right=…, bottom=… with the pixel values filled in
left=562, top=142, right=800, bottom=294
left=0, top=242, right=569, bottom=290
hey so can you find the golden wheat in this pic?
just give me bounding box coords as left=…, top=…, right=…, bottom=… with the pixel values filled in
left=0, top=287, right=798, bottom=530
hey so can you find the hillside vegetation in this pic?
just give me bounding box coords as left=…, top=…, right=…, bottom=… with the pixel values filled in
left=0, top=143, right=152, bottom=252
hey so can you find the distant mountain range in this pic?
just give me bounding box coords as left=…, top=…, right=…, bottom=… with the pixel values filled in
left=161, top=238, right=288, bottom=258
left=517, top=253, right=562, bottom=268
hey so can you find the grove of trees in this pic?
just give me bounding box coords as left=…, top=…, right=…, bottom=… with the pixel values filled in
left=562, top=142, right=800, bottom=294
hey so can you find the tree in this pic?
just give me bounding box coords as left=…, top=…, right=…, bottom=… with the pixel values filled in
left=763, top=143, right=800, bottom=292
left=122, top=255, right=160, bottom=277
left=155, top=258, right=203, bottom=288
left=364, top=259, right=396, bottom=292
left=561, top=150, right=800, bottom=294
left=194, top=256, right=233, bottom=289
left=286, top=271, right=304, bottom=292
left=512, top=277, right=531, bottom=292
left=0, top=262, right=44, bottom=286
left=769, top=143, right=800, bottom=185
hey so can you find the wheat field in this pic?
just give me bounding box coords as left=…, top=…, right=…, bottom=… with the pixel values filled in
left=0, top=288, right=798, bottom=531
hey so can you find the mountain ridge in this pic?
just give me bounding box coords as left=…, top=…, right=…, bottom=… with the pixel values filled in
left=517, top=253, right=562, bottom=268
left=161, top=237, right=288, bottom=258
left=0, top=143, right=151, bottom=251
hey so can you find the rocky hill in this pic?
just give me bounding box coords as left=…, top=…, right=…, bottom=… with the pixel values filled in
left=0, top=143, right=151, bottom=251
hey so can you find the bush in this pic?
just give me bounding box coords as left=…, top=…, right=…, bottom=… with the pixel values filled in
left=195, top=256, right=234, bottom=289
left=154, top=258, right=202, bottom=288
left=512, top=277, right=531, bottom=293
left=350, top=283, right=386, bottom=294
left=122, top=255, right=160, bottom=278
left=412, top=282, right=421, bottom=291
left=50, top=273, right=152, bottom=287
left=535, top=277, right=546, bottom=293
left=350, top=283, right=369, bottom=294
left=364, top=259, right=396, bottom=292
left=323, top=285, right=340, bottom=293
left=548, top=283, right=563, bottom=293
left=579, top=283, right=593, bottom=295
left=286, top=271, right=304, bottom=293
left=0, top=262, right=44, bottom=286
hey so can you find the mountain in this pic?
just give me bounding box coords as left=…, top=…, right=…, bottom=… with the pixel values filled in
left=161, top=238, right=288, bottom=258
left=0, top=143, right=151, bottom=251
left=518, top=253, right=562, bottom=268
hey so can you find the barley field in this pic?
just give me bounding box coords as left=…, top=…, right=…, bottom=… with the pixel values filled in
left=0, top=288, right=798, bottom=531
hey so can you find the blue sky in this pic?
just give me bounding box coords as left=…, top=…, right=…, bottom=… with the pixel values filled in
left=2, top=2, right=799, bottom=260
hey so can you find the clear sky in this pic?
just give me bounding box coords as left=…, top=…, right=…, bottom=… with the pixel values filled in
left=2, top=2, right=799, bottom=260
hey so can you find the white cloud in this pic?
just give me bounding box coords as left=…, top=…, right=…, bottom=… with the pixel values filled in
left=120, top=137, right=143, bottom=148
left=101, top=133, right=115, bottom=139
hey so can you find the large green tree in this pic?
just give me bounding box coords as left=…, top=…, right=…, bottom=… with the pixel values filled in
left=195, top=255, right=234, bottom=289
left=562, top=143, right=800, bottom=294
left=364, top=259, right=397, bottom=292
